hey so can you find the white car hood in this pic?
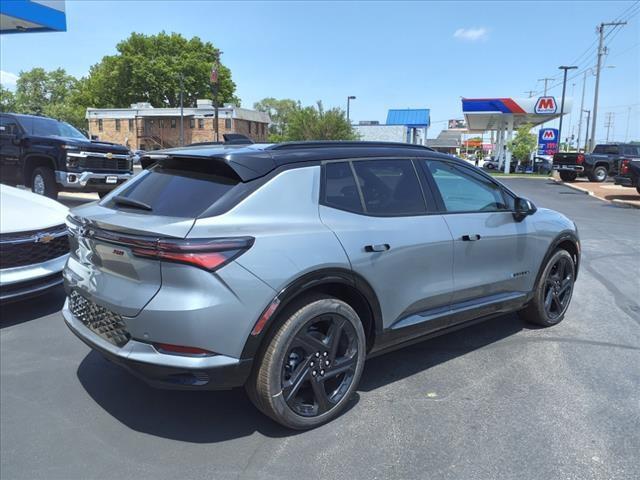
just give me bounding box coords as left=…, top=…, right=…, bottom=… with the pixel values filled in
left=0, top=185, right=69, bottom=234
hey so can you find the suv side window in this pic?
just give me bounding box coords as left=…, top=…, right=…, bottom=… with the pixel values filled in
left=352, top=159, right=427, bottom=215
left=323, top=162, right=363, bottom=213
left=0, top=116, right=20, bottom=136
left=425, top=160, right=509, bottom=213
left=623, top=146, right=639, bottom=156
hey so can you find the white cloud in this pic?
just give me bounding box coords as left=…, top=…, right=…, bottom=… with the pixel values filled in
left=0, top=70, right=19, bottom=89
left=453, top=27, right=489, bottom=42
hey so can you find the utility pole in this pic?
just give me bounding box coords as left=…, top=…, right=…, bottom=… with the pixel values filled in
left=590, top=21, right=626, bottom=151
left=178, top=73, right=184, bottom=147
left=538, top=78, right=553, bottom=95
left=605, top=112, right=614, bottom=143
left=524, top=90, right=535, bottom=98
left=625, top=106, right=632, bottom=142
left=346, top=96, right=356, bottom=124
left=557, top=66, right=577, bottom=152
left=576, top=70, right=588, bottom=149
left=583, top=109, right=591, bottom=151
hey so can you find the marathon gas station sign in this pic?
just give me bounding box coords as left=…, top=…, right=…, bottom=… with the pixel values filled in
left=538, top=128, right=559, bottom=155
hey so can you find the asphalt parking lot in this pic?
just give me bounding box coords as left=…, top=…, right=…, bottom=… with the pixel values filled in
left=1, top=178, right=639, bottom=480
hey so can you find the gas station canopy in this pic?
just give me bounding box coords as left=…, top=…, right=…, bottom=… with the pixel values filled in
left=462, top=96, right=572, bottom=132
left=0, top=0, right=66, bottom=34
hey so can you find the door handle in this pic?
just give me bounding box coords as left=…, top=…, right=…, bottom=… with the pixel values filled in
left=364, top=243, right=390, bottom=252
left=462, top=234, right=481, bottom=241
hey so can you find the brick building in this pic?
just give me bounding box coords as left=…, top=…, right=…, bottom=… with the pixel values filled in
left=86, top=100, right=270, bottom=150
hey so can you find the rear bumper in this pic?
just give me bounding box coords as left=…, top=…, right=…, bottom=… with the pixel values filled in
left=55, top=170, right=133, bottom=190
left=553, top=164, right=584, bottom=172
left=614, top=176, right=635, bottom=187
left=62, top=301, right=253, bottom=390
left=0, top=254, right=67, bottom=302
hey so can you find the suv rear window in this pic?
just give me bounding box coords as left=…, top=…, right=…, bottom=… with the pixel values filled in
left=107, top=157, right=240, bottom=218
left=593, top=145, right=619, bottom=155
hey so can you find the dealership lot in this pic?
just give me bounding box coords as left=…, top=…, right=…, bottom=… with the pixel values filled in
left=1, top=179, right=639, bottom=480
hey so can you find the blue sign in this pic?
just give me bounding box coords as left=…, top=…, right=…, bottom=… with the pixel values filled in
left=538, top=128, right=559, bottom=155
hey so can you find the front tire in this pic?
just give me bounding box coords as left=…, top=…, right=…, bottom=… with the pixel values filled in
left=588, top=165, right=608, bottom=182
left=559, top=171, right=577, bottom=182
left=31, top=167, right=58, bottom=200
left=520, top=249, right=575, bottom=327
left=246, top=296, right=366, bottom=430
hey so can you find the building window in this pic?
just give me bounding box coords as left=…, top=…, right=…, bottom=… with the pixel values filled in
left=198, top=119, right=204, bottom=129
left=160, top=119, right=165, bottom=128
left=248, top=121, right=252, bottom=134
left=128, top=119, right=134, bottom=131
left=190, top=118, right=195, bottom=129
left=225, top=118, right=231, bottom=129
left=171, top=119, right=177, bottom=129
left=261, top=123, right=265, bottom=136
left=98, top=119, right=103, bottom=132
left=115, top=119, right=121, bottom=131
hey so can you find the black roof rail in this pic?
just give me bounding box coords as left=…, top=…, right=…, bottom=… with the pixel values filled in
left=268, top=141, right=435, bottom=152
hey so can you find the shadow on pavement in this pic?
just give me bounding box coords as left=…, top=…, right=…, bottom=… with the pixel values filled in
left=0, top=285, right=66, bottom=329
left=77, top=312, right=526, bottom=442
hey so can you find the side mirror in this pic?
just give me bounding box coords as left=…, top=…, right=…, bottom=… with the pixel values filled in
left=513, top=197, right=537, bottom=222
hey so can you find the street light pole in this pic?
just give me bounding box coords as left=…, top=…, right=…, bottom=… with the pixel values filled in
left=346, top=96, right=356, bottom=124
left=557, top=65, right=577, bottom=152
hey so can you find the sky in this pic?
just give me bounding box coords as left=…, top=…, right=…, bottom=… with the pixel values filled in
left=1, top=0, right=639, bottom=142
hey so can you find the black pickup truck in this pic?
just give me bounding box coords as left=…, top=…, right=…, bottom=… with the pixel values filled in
left=0, top=113, right=133, bottom=199
left=553, top=143, right=640, bottom=183
left=614, top=158, right=640, bottom=195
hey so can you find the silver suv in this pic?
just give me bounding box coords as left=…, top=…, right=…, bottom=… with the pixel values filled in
left=63, top=142, right=580, bottom=429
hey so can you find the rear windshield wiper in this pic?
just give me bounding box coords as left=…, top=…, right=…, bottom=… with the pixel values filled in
left=112, top=195, right=153, bottom=211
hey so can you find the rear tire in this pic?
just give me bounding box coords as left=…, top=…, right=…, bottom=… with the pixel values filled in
left=588, top=165, right=608, bottom=182
left=520, top=249, right=575, bottom=327
left=559, top=171, right=577, bottom=182
left=246, top=295, right=366, bottom=430
left=31, top=167, right=58, bottom=200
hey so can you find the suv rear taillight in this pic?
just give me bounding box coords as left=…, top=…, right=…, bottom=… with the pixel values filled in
left=131, top=237, right=254, bottom=272
left=576, top=154, right=585, bottom=165
left=620, top=159, right=630, bottom=175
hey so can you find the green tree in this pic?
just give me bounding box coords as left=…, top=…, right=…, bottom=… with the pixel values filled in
left=253, top=97, right=299, bottom=140
left=0, top=86, right=16, bottom=112
left=83, top=32, right=238, bottom=108
left=285, top=101, right=357, bottom=141
left=507, top=124, right=537, bottom=163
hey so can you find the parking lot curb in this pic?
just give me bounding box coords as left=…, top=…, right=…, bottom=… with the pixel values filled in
left=553, top=179, right=640, bottom=209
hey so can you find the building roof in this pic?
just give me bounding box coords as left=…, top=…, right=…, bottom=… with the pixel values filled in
left=86, top=102, right=271, bottom=124
left=0, top=0, right=66, bottom=34
left=386, top=109, right=431, bottom=127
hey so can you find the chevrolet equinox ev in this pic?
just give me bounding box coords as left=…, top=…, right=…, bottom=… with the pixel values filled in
left=62, top=141, right=580, bottom=429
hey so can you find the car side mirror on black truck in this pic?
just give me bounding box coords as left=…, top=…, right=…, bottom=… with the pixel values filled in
left=514, top=197, right=537, bottom=222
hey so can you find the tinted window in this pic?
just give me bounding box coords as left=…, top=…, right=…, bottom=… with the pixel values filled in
left=353, top=160, right=426, bottom=215
left=622, top=146, right=639, bottom=156
left=324, top=162, right=363, bottom=213
left=18, top=116, right=87, bottom=139
left=426, top=160, right=508, bottom=213
left=107, top=157, right=240, bottom=218
left=593, top=144, right=619, bottom=155
left=0, top=116, right=20, bottom=135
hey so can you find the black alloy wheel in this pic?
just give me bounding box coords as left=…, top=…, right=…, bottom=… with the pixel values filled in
left=281, top=314, right=359, bottom=417
left=542, top=255, right=574, bottom=320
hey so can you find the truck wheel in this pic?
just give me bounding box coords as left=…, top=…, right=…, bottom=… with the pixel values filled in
left=588, top=166, right=608, bottom=182
left=246, top=295, right=366, bottom=430
left=559, top=171, right=577, bottom=182
left=519, top=249, right=575, bottom=327
left=31, top=167, right=59, bottom=200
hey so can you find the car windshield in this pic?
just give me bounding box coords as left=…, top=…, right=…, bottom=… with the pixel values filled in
left=28, top=117, right=87, bottom=140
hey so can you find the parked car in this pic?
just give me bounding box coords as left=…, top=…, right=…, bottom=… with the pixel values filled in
left=553, top=143, right=640, bottom=183
left=0, top=113, right=134, bottom=199
left=614, top=158, right=640, bottom=194
left=62, top=141, right=580, bottom=429
left=0, top=185, right=69, bottom=302
left=532, top=156, right=553, bottom=174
